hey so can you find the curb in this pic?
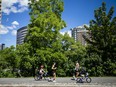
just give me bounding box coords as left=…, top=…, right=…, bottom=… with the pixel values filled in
left=0, top=83, right=115, bottom=87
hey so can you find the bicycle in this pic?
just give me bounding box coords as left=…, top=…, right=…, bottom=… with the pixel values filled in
left=76, top=72, right=92, bottom=83
left=34, top=72, right=49, bottom=81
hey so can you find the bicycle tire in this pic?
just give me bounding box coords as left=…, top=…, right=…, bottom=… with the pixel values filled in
left=34, top=75, right=40, bottom=81
left=76, top=78, right=81, bottom=83
left=86, top=77, right=91, bottom=83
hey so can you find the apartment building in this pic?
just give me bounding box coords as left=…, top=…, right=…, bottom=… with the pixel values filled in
left=0, top=43, right=5, bottom=50
left=71, top=27, right=88, bottom=45
left=0, top=0, right=2, bottom=24
left=17, top=26, right=27, bottom=45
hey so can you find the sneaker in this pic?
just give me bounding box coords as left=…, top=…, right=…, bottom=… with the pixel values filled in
left=75, top=78, right=77, bottom=80
left=53, top=80, right=56, bottom=82
left=48, top=78, right=52, bottom=82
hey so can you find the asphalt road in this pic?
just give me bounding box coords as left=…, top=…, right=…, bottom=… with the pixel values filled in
left=0, top=77, right=116, bottom=87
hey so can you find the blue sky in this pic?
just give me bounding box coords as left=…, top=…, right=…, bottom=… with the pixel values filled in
left=0, top=0, right=116, bottom=47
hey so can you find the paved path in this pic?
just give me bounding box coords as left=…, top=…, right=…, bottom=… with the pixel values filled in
left=0, top=77, right=116, bottom=87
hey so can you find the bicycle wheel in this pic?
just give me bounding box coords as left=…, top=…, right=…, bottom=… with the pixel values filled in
left=76, top=78, right=81, bottom=83
left=43, top=72, right=48, bottom=80
left=34, top=74, right=40, bottom=81
left=86, top=77, right=91, bottom=83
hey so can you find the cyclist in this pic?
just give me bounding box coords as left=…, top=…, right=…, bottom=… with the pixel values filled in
left=39, top=65, right=45, bottom=79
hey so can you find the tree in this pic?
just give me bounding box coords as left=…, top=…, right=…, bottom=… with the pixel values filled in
left=61, top=33, right=87, bottom=76
left=84, top=2, right=116, bottom=75
left=0, top=46, right=17, bottom=77
left=27, top=0, right=66, bottom=53
left=16, top=43, right=32, bottom=76
left=26, top=0, right=67, bottom=76
left=84, top=53, right=103, bottom=76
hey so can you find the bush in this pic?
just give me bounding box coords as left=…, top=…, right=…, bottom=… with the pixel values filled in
left=0, top=69, right=14, bottom=77
left=57, top=69, right=66, bottom=77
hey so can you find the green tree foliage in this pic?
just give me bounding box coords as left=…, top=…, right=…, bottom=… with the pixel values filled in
left=69, top=42, right=86, bottom=63
left=84, top=2, right=116, bottom=76
left=85, top=53, right=103, bottom=76
left=61, top=33, right=87, bottom=76
left=0, top=46, right=17, bottom=77
left=27, top=0, right=66, bottom=53
left=26, top=0, right=67, bottom=76
left=16, top=43, right=32, bottom=76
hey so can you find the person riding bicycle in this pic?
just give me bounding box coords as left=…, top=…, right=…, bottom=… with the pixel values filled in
left=39, top=65, right=45, bottom=79
left=76, top=67, right=91, bottom=83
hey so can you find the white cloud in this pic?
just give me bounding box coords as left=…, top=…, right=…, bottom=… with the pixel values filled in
left=2, top=0, right=29, bottom=15
left=0, top=21, right=19, bottom=35
left=2, top=8, right=10, bottom=14
left=7, top=21, right=19, bottom=30
left=0, top=25, right=9, bottom=34
left=19, top=0, right=29, bottom=7
left=60, top=30, right=71, bottom=37
left=18, top=6, right=28, bottom=13
left=67, top=31, right=71, bottom=37
left=12, top=21, right=19, bottom=26
left=11, top=30, right=17, bottom=36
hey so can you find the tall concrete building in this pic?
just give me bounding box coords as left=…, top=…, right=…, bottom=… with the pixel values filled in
left=0, top=43, right=5, bottom=50
left=17, top=26, right=27, bottom=45
left=0, top=0, right=2, bottom=24
left=0, top=1, right=4, bottom=50
left=71, top=27, right=88, bottom=45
